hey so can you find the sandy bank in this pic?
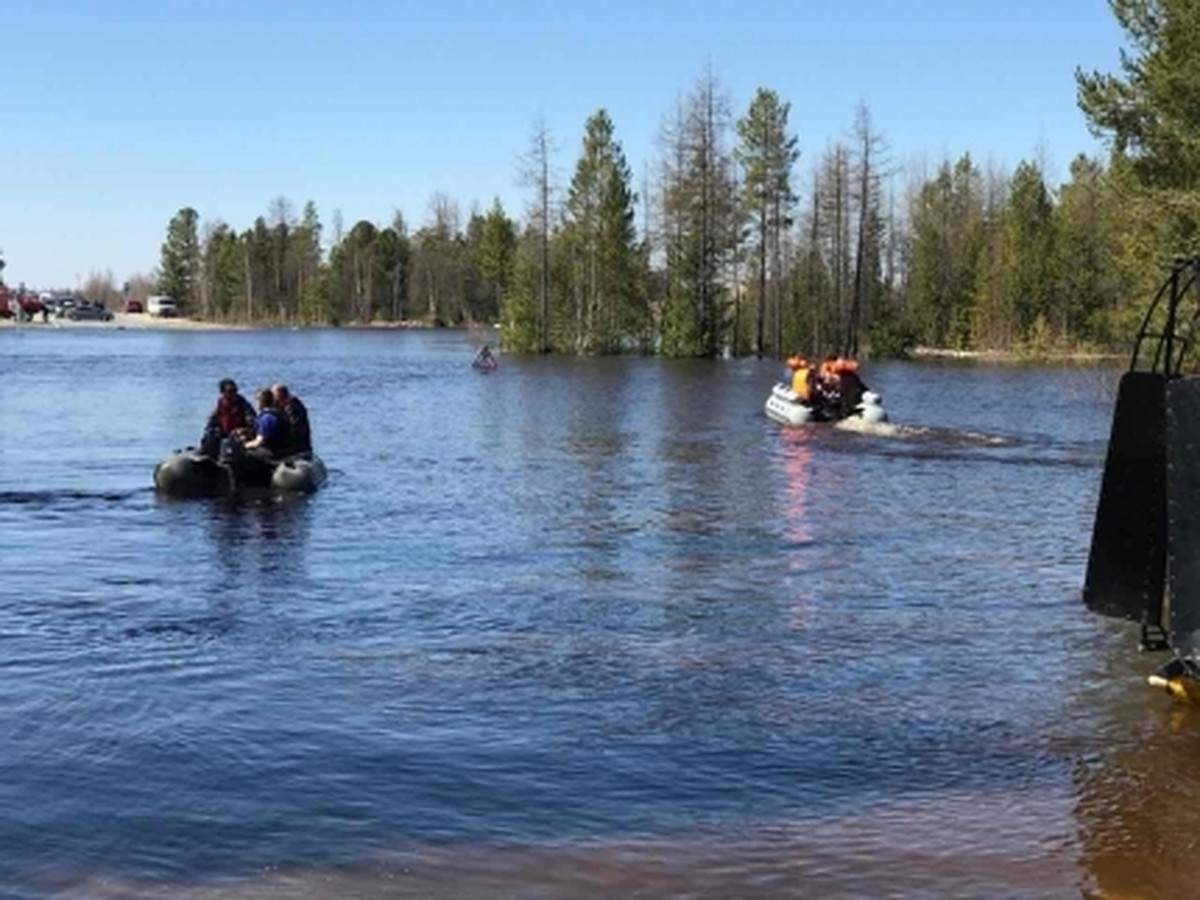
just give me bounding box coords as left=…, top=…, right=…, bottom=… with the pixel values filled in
left=0, top=313, right=244, bottom=330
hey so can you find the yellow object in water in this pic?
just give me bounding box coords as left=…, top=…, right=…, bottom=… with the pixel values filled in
left=1147, top=672, right=1200, bottom=704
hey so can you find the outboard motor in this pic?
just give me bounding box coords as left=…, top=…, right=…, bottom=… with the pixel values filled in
left=1084, top=257, right=1200, bottom=701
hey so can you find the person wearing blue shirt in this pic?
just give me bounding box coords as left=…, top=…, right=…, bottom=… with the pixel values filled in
left=242, top=388, right=290, bottom=459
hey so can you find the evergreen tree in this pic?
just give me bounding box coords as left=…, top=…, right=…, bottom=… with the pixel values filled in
left=564, top=109, right=644, bottom=353
left=906, top=155, right=985, bottom=349
left=1054, top=154, right=1123, bottom=345
left=1001, top=160, right=1056, bottom=348
left=735, top=87, right=799, bottom=358
left=410, top=194, right=466, bottom=325
left=293, top=201, right=327, bottom=324
left=476, top=198, right=517, bottom=324
left=658, top=69, right=739, bottom=357
left=159, top=207, right=200, bottom=312
left=1077, top=0, right=1200, bottom=245
left=500, top=224, right=545, bottom=352
left=200, top=221, right=243, bottom=320
left=517, top=118, right=558, bottom=352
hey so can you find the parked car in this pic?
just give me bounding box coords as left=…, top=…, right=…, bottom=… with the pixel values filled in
left=66, top=303, right=114, bottom=322
left=124, top=299, right=144, bottom=314
left=147, top=295, right=177, bottom=317
left=49, top=297, right=78, bottom=317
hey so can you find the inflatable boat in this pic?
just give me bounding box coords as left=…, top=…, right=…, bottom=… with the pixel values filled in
left=154, top=446, right=327, bottom=499
left=764, top=383, right=887, bottom=427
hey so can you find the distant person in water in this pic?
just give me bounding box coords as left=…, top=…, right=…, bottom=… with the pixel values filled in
left=472, top=343, right=498, bottom=371
left=200, top=378, right=256, bottom=456
left=271, top=382, right=312, bottom=455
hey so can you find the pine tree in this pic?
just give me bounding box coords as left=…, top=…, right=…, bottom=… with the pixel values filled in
left=476, top=198, right=517, bottom=324
left=658, top=69, right=739, bottom=357
left=736, top=88, right=799, bottom=359
left=159, top=207, right=200, bottom=312
left=564, top=109, right=644, bottom=353
left=1077, top=0, right=1200, bottom=244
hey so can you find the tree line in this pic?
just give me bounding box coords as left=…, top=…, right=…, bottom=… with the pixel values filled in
left=148, top=3, right=1200, bottom=359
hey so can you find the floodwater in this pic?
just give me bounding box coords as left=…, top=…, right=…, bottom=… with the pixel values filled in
left=0, top=327, right=1190, bottom=898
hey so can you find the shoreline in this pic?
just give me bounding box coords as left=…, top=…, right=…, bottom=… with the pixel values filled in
left=908, top=346, right=1123, bottom=364
left=0, top=313, right=243, bottom=330
left=0, top=317, right=1123, bottom=364
left=0, top=314, right=467, bottom=331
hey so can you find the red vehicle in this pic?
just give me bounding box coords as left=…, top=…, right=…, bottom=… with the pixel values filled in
left=0, top=284, right=11, bottom=318
left=17, top=293, right=44, bottom=316
left=124, top=299, right=144, bottom=313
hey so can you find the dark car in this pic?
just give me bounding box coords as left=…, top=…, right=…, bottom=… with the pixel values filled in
left=66, top=303, right=114, bottom=322
left=124, top=299, right=144, bottom=314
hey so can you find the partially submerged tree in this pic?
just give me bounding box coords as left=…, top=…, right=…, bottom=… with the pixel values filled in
left=735, top=87, right=799, bottom=358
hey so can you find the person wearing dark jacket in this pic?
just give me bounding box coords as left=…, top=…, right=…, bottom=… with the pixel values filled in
left=271, top=383, right=312, bottom=455
left=201, top=378, right=256, bottom=456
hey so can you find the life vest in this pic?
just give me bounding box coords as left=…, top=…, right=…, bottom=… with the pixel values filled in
left=791, top=366, right=812, bottom=401
left=213, top=394, right=253, bottom=436
left=282, top=398, right=312, bottom=454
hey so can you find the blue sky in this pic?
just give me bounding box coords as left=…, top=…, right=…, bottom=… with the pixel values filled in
left=2, top=0, right=1126, bottom=289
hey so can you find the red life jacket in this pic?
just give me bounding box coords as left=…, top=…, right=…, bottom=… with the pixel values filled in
left=214, top=394, right=251, bottom=435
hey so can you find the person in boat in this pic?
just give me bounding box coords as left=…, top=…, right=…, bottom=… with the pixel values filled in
left=241, top=388, right=292, bottom=460
left=786, top=355, right=814, bottom=402
left=272, top=382, right=312, bottom=456
left=813, top=355, right=871, bottom=419
left=811, top=355, right=842, bottom=419
left=835, top=359, right=868, bottom=418
left=200, top=378, right=257, bottom=457
left=472, top=343, right=498, bottom=370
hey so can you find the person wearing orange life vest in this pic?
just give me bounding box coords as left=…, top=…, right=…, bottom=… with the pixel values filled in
left=811, top=354, right=842, bottom=418
left=786, top=355, right=814, bottom=402
left=834, top=357, right=867, bottom=417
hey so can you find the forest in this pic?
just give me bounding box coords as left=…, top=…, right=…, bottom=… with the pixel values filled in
left=114, top=2, right=1200, bottom=360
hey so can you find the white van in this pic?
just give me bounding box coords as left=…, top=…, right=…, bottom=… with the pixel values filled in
left=147, top=295, right=178, bottom=318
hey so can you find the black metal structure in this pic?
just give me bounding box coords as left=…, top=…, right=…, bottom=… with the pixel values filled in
left=1084, top=257, right=1200, bottom=654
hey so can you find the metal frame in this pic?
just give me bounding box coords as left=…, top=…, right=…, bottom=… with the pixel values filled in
left=1130, top=256, right=1200, bottom=377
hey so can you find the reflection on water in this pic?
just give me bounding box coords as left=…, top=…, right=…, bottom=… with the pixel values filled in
left=1071, top=649, right=1200, bottom=900
left=780, top=428, right=815, bottom=548
left=203, top=498, right=313, bottom=581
